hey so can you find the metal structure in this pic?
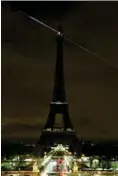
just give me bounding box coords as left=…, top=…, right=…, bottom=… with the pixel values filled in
left=35, top=27, right=81, bottom=156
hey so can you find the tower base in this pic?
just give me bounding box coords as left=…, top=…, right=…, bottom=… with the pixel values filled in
left=34, top=131, right=81, bottom=157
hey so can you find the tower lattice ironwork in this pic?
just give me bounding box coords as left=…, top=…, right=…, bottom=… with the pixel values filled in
left=36, top=27, right=81, bottom=156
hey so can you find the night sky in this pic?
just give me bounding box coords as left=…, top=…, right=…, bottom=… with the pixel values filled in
left=1, top=1, right=118, bottom=143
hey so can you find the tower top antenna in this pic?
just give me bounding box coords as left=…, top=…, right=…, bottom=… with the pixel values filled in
left=57, top=24, right=63, bottom=36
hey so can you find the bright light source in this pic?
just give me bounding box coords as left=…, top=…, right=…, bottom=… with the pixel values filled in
left=81, top=157, right=89, bottom=162
left=24, top=158, right=32, bottom=161
left=97, top=171, right=101, bottom=174
left=78, top=159, right=82, bottom=162
left=57, top=32, right=61, bottom=35
left=50, top=160, right=57, bottom=166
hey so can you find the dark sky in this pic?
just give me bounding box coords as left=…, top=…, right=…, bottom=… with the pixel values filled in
left=1, top=1, right=118, bottom=143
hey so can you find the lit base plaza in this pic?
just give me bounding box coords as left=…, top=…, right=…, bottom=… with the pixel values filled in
left=1, top=144, right=118, bottom=176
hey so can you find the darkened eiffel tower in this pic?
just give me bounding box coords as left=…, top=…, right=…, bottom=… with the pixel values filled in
left=37, top=27, right=81, bottom=156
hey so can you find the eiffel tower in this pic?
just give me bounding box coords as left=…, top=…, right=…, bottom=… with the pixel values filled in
left=36, top=27, right=81, bottom=156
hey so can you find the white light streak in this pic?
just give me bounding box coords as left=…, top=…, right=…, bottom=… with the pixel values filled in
left=18, top=10, right=118, bottom=70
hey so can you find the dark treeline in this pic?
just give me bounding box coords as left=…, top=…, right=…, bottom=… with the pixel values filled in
left=1, top=140, right=118, bottom=158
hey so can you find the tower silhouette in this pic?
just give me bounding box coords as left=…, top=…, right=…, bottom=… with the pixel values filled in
left=36, top=27, right=81, bottom=156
